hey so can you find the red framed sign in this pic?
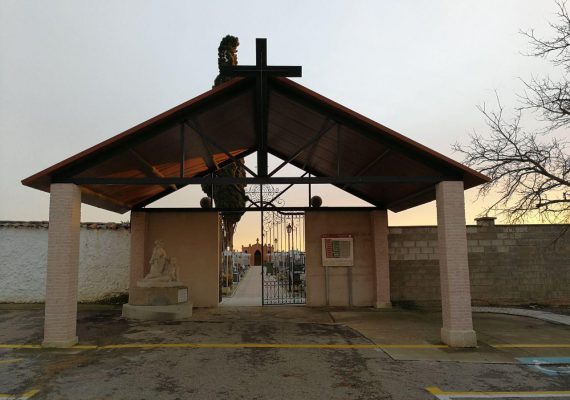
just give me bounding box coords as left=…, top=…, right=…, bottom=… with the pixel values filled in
left=321, top=234, right=354, bottom=267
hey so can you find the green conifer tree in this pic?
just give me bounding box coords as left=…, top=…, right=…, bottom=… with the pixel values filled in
left=202, top=35, right=246, bottom=250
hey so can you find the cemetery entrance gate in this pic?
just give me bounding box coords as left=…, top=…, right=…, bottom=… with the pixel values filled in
left=261, top=210, right=306, bottom=305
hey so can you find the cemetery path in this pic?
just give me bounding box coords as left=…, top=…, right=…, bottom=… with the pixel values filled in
left=221, top=265, right=262, bottom=306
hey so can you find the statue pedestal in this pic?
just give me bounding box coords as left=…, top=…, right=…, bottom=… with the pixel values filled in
left=122, top=285, right=192, bottom=321
left=136, top=280, right=184, bottom=288
left=129, top=285, right=188, bottom=306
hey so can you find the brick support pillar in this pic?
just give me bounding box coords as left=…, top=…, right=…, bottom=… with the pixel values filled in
left=371, top=210, right=391, bottom=308
left=436, top=181, right=477, bottom=347
left=129, top=211, right=148, bottom=300
left=43, top=184, right=81, bottom=347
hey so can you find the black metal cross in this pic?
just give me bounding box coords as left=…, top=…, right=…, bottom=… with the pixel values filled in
left=220, top=38, right=302, bottom=177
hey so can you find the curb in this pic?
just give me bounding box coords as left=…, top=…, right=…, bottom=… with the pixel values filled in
left=473, top=306, right=570, bottom=326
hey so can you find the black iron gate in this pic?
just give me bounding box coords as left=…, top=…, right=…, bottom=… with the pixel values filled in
left=262, top=211, right=306, bottom=305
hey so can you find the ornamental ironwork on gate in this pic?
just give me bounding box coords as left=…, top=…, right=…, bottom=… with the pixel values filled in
left=241, top=183, right=307, bottom=305
left=261, top=210, right=306, bottom=305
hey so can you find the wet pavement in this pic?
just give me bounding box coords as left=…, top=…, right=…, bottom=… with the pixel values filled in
left=1, top=305, right=570, bottom=399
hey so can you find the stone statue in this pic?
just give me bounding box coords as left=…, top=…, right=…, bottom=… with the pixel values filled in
left=138, top=240, right=183, bottom=288
left=165, top=257, right=179, bottom=282
left=146, top=240, right=168, bottom=280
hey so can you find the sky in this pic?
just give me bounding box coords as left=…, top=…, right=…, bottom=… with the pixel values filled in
left=0, top=0, right=561, bottom=248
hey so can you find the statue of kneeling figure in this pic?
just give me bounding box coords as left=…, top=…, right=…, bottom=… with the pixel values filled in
left=137, top=240, right=184, bottom=288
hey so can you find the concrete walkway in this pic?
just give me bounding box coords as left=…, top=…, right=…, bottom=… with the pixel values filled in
left=221, top=265, right=262, bottom=306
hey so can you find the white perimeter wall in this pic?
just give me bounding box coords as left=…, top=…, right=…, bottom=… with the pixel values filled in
left=0, top=224, right=129, bottom=302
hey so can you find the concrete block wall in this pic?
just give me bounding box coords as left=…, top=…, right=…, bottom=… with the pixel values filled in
left=389, top=227, right=440, bottom=303
left=389, top=221, right=570, bottom=306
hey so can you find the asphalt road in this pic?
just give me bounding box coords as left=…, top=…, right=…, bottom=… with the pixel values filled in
left=1, top=307, right=569, bottom=399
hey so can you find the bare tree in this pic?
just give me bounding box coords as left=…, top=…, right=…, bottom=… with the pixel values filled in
left=523, top=1, right=570, bottom=71
left=454, top=1, right=570, bottom=223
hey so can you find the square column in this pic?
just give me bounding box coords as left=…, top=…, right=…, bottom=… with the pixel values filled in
left=129, top=211, right=148, bottom=296
left=43, top=184, right=81, bottom=347
left=436, top=181, right=477, bottom=347
left=371, top=210, right=391, bottom=308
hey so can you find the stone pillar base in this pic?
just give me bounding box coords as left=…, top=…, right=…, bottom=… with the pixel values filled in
left=42, top=336, right=78, bottom=348
left=441, top=328, right=477, bottom=347
left=374, top=301, right=392, bottom=309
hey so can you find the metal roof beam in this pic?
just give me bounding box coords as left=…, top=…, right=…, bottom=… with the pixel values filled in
left=185, top=119, right=258, bottom=177
left=136, top=206, right=378, bottom=212
left=342, top=149, right=391, bottom=190
left=265, top=172, right=309, bottom=207
left=193, top=127, right=217, bottom=170
left=386, top=186, right=436, bottom=210
left=268, top=119, right=335, bottom=177
left=129, top=148, right=256, bottom=210
left=128, top=149, right=178, bottom=191
left=270, top=79, right=464, bottom=179
left=268, top=147, right=386, bottom=208
left=80, top=186, right=132, bottom=210
left=57, top=175, right=448, bottom=186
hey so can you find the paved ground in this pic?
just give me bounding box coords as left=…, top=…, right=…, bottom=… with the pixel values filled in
left=1, top=305, right=570, bottom=399
left=221, top=265, right=262, bottom=307
left=474, top=306, right=570, bottom=326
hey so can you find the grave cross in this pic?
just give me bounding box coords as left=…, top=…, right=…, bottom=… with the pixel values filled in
left=220, top=38, right=302, bottom=177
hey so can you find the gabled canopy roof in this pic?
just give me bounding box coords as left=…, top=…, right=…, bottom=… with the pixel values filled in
left=22, top=77, right=489, bottom=213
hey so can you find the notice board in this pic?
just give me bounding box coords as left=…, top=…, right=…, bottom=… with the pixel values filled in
left=321, top=234, right=354, bottom=267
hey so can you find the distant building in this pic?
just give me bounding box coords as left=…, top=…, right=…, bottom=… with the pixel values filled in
left=241, top=238, right=273, bottom=266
